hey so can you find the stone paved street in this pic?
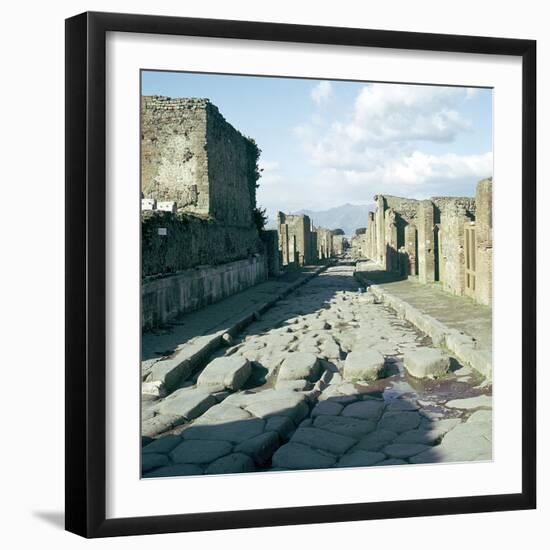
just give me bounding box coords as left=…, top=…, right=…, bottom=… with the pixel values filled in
left=142, top=262, right=492, bottom=477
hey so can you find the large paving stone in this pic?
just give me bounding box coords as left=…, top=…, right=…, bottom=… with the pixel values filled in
left=467, top=410, right=493, bottom=424
left=395, top=418, right=461, bottom=445
left=246, top=395, right=309, bottom=423
left=341, top=399, right=385, bottom=421
left=446, top=395, right=492, bottom=410
left=197, top=356, right=251, bottom=391
left=383, top=443, right=431, bottom=459
left=291, top=426, right=356, bottom=455
left=311, top=401, right=344, bottom=417
left=182, top=418, right=265, bottom=443
left=195, top=403, right=252, bottom=424
left=378, top=411, right=422, bottom=433
left=235, top=431, right=280, bottom=465
left=272, top=443, right=337, bottom=470
left=141, top=453, right=169, bottom=472
left=343, top=350, right=385, bottom=382
left=275, top=379, right=311, bottom=391
left=265, top=416, right=296, bottom=439
left=205, top=453, right=256, bottom=475
left=313, top=415, right=376, bottom=439
left=142, top=434, right=182, bottom=455
left=142, top=414, right=185, bottom=438
left=156, top=388, right=216, bottom=421
left=170, top=439, right=233, bottom=464
left=277, top=352, right=321, bottom=382
left=143, top=464, right=204, bottom=478
left=338, top=450, right=386, bottom=468
left=403, top=348, right=451, bottom=379
left=410, top=421, right=492, bottom=464
left=355, top=429, right=398, bottom=452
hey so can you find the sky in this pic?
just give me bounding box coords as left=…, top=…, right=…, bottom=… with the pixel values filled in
left=142, top=71, right=493, bottom=220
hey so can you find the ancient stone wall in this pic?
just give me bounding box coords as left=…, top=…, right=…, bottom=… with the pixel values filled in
left=260, top=229, right=282, bottom=276
left=277, top=212, right=315, bottom=265
left=142, top=255, right=267, bottom=330
left=142, top=212, right=264, bottom=277
left=364, top=179, right=492, bottom=307
left=474, top=178, right=493, bottom=306
left=141, top=96, right=259, bottom=227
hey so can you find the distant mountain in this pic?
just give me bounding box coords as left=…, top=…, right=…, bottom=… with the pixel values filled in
left=294, top=203, right=375, bottom=236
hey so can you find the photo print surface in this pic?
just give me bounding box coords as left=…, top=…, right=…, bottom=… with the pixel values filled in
left=140, top=70, right=493, bottom=479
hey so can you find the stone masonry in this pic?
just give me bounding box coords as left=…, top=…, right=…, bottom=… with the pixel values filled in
left=362, top=178, right=491, bottom=306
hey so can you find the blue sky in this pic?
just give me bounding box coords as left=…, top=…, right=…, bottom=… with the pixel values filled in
left=142, top=71, right=492, bottom=219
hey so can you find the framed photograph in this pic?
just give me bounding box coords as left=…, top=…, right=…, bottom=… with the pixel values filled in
left=65, top=11, right=536, bottom=538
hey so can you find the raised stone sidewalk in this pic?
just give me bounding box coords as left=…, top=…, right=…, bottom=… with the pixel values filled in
left=355, top=262, right=492, bottom=380
left=142, top=264, right=331, bottom=399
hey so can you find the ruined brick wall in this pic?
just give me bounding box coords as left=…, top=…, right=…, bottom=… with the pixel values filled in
left=260, top=229, right=282, bottom=276
left=205, top=103, right=258, bottom=227
left=475, top=178, right=493, bottom=306
left=142, top=212, right=264, bottom=277
left=439, top=199, right=476, bottom=296
left=367, top=181, right=491, bottom=307
left=141, top=97, right=210, bottom=215
left=277, top=212, right=315, bottom=265
left=141, top=96, right=259, bottom=227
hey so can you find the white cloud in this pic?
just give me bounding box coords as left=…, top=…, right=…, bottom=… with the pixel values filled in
left=311, top=81, right=333, bottom=106
left=257, top=83, right=492, bottom=217
left=258, top=159, right=283, bottom=185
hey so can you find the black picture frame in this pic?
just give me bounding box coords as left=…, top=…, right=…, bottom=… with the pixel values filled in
left=65, top=11, right=536, bottom=538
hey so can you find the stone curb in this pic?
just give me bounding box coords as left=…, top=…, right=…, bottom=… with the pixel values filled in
left=144, top=263, right=333, bottom=396
left=357, top=277, right=492, bottom=380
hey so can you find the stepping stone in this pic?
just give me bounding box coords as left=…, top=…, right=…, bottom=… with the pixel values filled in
left=142, top=434, right=181, bottom=455
left=378, top=411, right=422, bottom=433
left=355, top=429, right=398, bottom=452
left=277, top=352, right=321, bottom=382
left=383, top=443, right=431, bottom=459
left=404, top=348, right=450, bottom=379
left=141, top=452, right=169, bottom=472
left=272, top=443, right=337, bottom=470
left=156, top=388, right=216, bottom=421
left=235, top=431, right=280, bottom=465
left=343, top=350, right=385, bottom=381
left=170, top=439, right=233, bottom=464
left=341, top=399, right=385, bottom=421
left=291, top=427, right=356, bottom=455
left=143, top=464, right=203, bottom=478
left=313, top=415, right=376, bottom=440
left=311, top=401, right=344, bottom=417
left=446, top=395, right=492, bottom=410
left=197, top=356, right=252, bottom=391
left=338, top=450, right=386, bottom=468
left=182, top=418, right=265, bottom=443
left=205, top=453, right=256, bottom=475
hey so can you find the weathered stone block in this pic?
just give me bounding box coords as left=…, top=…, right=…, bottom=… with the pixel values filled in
left=343, top=350, right=385, bottom=381
left=156, top=388, right=216, bottom=420
left=404, top=348, right=450, bottom=379
left=277, top=352, right=320, bottom=382
left=197, top=356, right=251, bottom=391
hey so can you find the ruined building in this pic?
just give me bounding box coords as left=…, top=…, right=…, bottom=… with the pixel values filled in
left=363, top=178, right=492, bottom=306
left=276, top=212, right=340, bottom=266
left=140, top=96, right=268, bottom=329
